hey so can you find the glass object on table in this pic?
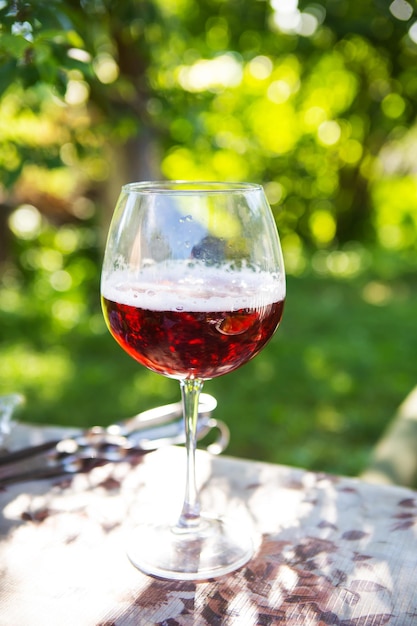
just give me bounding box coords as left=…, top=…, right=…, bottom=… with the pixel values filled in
left=100, top=181, right=286, bottom=580
left=0, top=394, right=24, bottom=449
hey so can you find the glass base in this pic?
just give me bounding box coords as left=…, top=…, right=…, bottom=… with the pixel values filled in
left=127, top=515, right=254, bottom=581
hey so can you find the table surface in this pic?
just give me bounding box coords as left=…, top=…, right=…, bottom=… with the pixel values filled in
left=1, top=425, right=417, bottom=626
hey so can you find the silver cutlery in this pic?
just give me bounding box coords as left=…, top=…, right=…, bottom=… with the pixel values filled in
left=0, top=394, right=228, bottom=485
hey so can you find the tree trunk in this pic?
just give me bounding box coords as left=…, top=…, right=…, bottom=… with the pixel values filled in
left=98, top=128, right=162, bottom=245
left=335, top=165, right=375, bottom=244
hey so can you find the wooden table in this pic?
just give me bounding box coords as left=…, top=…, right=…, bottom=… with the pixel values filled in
left=1, top=425, right=417, bottom=625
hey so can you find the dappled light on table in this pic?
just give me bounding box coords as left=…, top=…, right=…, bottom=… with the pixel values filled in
left=0, top=446, right=416, bottom=625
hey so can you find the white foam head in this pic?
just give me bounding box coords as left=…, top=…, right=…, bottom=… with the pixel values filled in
left=102, top=261, right=285, bottom=312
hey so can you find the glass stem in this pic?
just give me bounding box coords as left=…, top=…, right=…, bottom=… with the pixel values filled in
left=178, top=378, right=204, bottom=529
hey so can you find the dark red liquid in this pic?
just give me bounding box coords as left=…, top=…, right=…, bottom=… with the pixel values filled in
left=102, top=297, right=284, bottom=380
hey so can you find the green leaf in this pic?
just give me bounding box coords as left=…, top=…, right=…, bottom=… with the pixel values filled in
left=0, top=59, right=17, bottom=97
left=0, top=34, right=30, bottom=58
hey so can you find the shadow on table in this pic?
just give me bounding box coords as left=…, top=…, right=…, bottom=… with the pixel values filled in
left=99, top=455, right=416, bottom=626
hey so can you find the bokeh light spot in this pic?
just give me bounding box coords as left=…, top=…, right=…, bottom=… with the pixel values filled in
left=309, top=210, right=336, bottom=245
left=317, top=120, right=341, bottom=146
left=389, top=0, right=413, bottom=21
left=8, top=205, right=42, bottom=240
left=381, top=93, right=406, bottom=119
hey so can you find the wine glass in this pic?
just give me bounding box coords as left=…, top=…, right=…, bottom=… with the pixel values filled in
left=100, top=181, right=286, bottom=580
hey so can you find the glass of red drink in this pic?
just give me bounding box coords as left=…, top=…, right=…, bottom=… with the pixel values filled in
left=101, top=181, right=286, bottom=580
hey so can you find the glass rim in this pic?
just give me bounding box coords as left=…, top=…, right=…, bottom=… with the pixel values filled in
left=121, top=181, right=263, bottom=195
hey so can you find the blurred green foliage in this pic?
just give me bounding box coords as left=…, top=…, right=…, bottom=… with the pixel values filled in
left=1, top=0, right=417, bottom=476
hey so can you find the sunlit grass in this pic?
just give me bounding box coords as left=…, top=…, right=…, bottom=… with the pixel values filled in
left=0, top=344, right=74, bottom=403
